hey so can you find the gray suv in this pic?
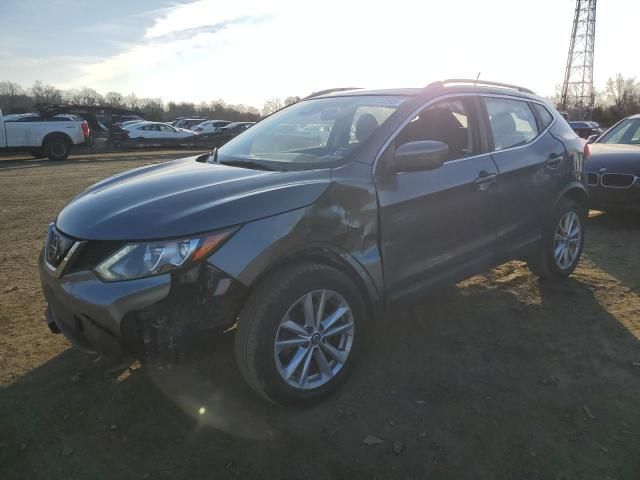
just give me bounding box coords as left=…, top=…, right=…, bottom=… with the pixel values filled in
left=39, top=79, right=588, bottom=405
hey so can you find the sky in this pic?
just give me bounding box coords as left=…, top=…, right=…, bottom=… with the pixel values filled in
left=0, top=0, right=638, bottom=108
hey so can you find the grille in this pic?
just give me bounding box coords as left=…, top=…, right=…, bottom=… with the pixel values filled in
left=587, top=172, right=599, bottom=186
left=45, top=227, right=75, bottom=268
left=67, top=240, right=126, bottom=273
left=601, top=173, right=636, bottom=188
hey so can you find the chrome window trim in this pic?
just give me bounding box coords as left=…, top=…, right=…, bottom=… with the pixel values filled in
left=373, top=92, right=557, bottom=173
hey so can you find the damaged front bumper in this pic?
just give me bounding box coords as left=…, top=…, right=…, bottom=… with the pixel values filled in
left=39, top=250, right=245, bottom=355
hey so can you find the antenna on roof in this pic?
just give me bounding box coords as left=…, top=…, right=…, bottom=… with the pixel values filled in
left=475, top=72, right=481, bottom=85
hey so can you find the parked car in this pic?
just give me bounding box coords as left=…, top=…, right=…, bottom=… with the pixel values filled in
left=0, top=109, right=89, bottom=160
left=586, top=114, right=640, bottom=212
left=123, top=121, right=197, bottom=140
left=174, top=118, right=209, bottom=130
left=39, top=79, right=588, bottom=405
left=569, top=121, right=604, bottom=140
left=193, top=120, right=231, bottom=134
left=220, top=122, right=255, bottom=135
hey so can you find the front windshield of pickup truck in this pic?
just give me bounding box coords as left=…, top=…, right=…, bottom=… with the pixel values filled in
left=216, top=95, right=408, bottom=169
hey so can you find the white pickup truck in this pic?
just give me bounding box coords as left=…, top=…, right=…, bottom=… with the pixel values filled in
left=0, top=110, right=89, bottom=160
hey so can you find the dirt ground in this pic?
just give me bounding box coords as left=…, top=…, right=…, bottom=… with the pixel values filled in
left=1, top=151, right=639, bottom=480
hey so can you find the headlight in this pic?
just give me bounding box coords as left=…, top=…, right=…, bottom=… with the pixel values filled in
left=94, top=230, right=234, bottom=281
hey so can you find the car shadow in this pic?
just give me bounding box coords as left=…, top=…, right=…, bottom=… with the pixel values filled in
left=2, top=265, right=640, bottom=479
left=584, top=210, right=640, bottom=291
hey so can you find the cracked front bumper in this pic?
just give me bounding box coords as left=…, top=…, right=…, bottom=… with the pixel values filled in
left=39, top=250, right=244, bottom=354
left=39, top=250, right=171, bottom=353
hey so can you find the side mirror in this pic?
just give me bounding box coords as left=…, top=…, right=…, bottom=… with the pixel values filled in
left=394, top=140, right=449, bottom=172
left=586, top=134, right=599, bottom=144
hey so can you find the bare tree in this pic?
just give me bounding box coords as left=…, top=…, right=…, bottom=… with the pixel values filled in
left=122, top=92, right=140, bottom=110
left=139, top=97, right=164, bottom=121
left=0, top=81, right=31, bottom=113
left=284, top=96, right=300, bottom=106
left=30, top=81, right=62, bottom=104
left=104, top=91, right=124, bottom=107
left=64, top=87, right=103, bottom=106
left=604, top=74, right=640, bottom=117
left=262, top=97, right=284, bottom=116
left=0, top=81, right=24, bottom=97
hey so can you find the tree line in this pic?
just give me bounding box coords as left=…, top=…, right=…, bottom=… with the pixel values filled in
left=3, top=75, right=638, bottom=127
left=591, top=75, right=640, bottom=126
left=0, top=80, right=301, bottom=122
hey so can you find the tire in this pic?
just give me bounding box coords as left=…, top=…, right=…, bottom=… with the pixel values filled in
left=43, top=135, right=71, bottom=161
left=29, top=149, right=44, bottom=159
left=235, top=263, right=366, bottom=406
left=527, top=198, right=586, bottom=280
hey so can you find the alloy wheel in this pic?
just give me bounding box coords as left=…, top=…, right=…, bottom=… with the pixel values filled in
left=274, top=289, right=354, bottom=390
left=553, top=210, right=582, bottom=270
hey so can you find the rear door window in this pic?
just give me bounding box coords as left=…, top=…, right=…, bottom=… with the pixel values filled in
left=484, top=97, right=539, bottom=150
left=532, top=103, right=554, bottom=129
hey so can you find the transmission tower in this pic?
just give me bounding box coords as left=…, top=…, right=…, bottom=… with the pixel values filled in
left=560, top=0, right=597, bottom=120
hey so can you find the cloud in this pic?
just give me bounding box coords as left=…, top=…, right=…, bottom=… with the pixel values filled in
left=38, top=0, right=639, bottom=106
left=146, top=14, right=270, bottom=43
left=143, top=0, right=272, bottom=39
left=4, top=0, right=640, bottom=107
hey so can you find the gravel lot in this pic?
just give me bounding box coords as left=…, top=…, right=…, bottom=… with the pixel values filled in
left=1, top=151, right=639, bottom=479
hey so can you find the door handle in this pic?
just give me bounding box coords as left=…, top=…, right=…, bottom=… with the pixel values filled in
left=474, top=171, right=497, bottom=191
left=545, top=153, right=563, bottom=168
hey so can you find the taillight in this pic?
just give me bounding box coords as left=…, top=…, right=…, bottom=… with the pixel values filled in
left=81, top=121, right=90, bottom=137
left=584, top=143, right=590, bottom=161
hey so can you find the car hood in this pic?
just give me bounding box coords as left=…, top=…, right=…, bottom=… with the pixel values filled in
left=56, top=156, right=331, bottom=240
left=588, top=144, right=640, bottom=174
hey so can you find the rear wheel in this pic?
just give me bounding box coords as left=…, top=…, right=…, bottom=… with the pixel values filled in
left=235, top=263, right=365, bottom=406
left=43, top=136, right=71, bottom=161
left=527, top=198, right=585, bottom=279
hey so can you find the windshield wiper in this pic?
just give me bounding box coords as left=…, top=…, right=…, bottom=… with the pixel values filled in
left=218, top=159, right=277, bottom=171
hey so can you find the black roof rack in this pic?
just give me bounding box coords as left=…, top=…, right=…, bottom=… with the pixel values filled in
left=425, top=79, right=534, bottom=95
left=304, top=87, right=361, bottom=99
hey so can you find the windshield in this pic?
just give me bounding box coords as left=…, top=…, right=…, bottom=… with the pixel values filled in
left=217, top=95, right=408, bottom=169
left=599, top=118, right=640, bottom=145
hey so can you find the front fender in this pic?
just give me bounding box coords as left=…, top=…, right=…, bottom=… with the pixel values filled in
left=207, top=206, right=383, bottom=307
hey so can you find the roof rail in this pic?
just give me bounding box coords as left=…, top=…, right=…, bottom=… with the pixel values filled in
left=425, top=79, right=535, bottom=95
left=304, top=87, right=361, bottom=99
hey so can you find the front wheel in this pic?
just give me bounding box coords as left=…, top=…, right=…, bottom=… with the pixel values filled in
left=235, top=263, right=365, bottom=406
left=527, top=198, right=585, bottom=279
